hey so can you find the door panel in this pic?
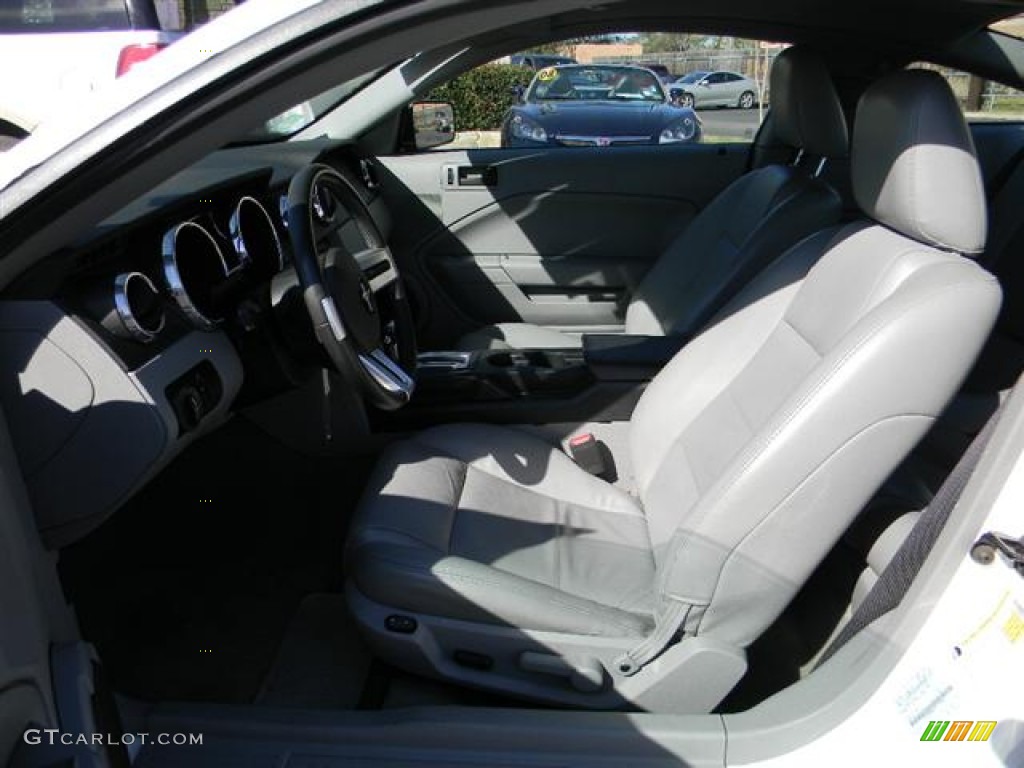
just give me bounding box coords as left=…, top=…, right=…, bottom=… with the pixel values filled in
left=706, top=74, right=727, bottom=106
left=378, top=143, right=749, bottom=347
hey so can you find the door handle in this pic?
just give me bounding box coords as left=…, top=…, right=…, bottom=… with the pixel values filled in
left=443, top=164, right=497, bottom=188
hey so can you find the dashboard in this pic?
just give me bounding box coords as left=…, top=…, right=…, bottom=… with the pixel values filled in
left=0, top=139, right=388, bottom=547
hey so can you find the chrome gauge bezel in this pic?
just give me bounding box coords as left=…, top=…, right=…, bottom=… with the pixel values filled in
left=229, top=195, right=285, bottom=274
left=113, top=271, right=165, bottom=343
left=161, top=220, right=226, bottom=330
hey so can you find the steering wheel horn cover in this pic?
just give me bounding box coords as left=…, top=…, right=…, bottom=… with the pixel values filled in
left=286, top=164, right=416, bottom=410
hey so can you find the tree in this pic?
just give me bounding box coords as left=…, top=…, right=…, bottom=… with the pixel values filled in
left=637, top=33, right=705, bottom=53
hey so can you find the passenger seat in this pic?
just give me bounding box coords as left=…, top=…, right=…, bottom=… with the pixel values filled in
left=457, top=46, right=848, bottom=351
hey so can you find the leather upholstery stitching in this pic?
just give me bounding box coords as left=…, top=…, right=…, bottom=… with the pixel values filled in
left=660, top=276, right=997, bottom=597
left=690, top=413, right=933, bottom=630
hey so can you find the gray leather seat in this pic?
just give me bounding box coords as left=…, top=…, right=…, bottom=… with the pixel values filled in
left=347, top=70, right=1001, bottom=711
left=456, top=46, right=848, bottom=351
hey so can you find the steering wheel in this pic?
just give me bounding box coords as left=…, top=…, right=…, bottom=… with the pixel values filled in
left=285, top=164, right=417, bottom=411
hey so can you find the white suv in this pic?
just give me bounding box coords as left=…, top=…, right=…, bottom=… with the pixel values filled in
left=0, top=0, right=180, bottom=148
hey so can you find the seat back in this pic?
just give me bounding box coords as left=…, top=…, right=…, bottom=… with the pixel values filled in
left=628, top=69, right=1000, bottom=648
left=625, top=46, right=849, bottom=338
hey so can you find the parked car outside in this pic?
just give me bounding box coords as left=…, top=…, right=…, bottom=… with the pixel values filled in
left=0, top=0, right=180, bottom=146
left=501, top=63, right=700, bottom=147
left=509, top=53, right=577, bottom=70
left=670, top=69, right=759, bottom=109
left=638, top=62, right=675, bottom=84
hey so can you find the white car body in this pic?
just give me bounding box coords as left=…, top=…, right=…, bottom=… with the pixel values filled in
left=672, top=70, right=760, bottom=108
left=0, top=2, right=1020, bottom=766
left=0, top=28, right=178, bottom=135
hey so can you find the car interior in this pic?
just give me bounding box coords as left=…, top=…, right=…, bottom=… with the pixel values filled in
left=2, top=0, right=1024, bottom=765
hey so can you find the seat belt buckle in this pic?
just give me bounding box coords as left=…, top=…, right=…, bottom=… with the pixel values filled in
left=567, top=433, right=614, bottom=480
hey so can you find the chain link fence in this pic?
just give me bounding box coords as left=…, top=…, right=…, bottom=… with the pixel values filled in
left=595, top=50, right=776, bottom=80
left=594, top=50, right=1024, bottom=119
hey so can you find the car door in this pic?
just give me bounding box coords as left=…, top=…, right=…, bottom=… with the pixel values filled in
left=705, top=72, right=732, bottom=106
left=377, top=140, right=752, bottom=349
left=721, top=73, right=745, bottom=105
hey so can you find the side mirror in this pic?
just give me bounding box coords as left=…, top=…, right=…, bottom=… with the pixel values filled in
left=411, top=101, right=455, bottom=150
left=669, top=87, right=683, bottom=103
left=699, top=80, right=711, bottom=88
left=510, top=84, right=526, bottom=104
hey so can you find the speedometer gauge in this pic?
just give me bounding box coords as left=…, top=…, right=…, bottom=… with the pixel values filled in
left=162, top=221, right=227, bottom=330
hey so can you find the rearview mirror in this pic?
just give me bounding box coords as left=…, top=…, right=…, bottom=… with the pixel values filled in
left=411, top=101, right=455, bottom=150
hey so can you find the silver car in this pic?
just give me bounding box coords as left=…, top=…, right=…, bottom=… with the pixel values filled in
left=670, top=69, right=759, bottom=109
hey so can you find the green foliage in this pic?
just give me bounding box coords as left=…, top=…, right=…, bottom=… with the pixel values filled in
left=427, top=64, right=534, bottom=132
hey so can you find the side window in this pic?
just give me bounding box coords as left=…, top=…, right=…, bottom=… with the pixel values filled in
left=419, top=34, right=779, bottom=151
left=909, top=63, right=1024, bottom=124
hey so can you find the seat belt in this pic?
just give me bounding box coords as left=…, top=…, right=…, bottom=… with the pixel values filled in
left=613, top=599, right=692, bottom=676
left=816, top=401, right=1005, bottom=668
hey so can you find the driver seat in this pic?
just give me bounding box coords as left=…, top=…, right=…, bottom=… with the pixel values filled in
left=346, top=70, right=1000, bottom=711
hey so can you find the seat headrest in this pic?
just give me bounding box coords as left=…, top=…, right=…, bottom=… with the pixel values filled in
left=770, top=46, right=849, bottom=158
left=852, top=69, right=986, bottom=254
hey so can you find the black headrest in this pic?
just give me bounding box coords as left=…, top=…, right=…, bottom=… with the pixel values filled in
left=770, top=46, right=849, bottom=159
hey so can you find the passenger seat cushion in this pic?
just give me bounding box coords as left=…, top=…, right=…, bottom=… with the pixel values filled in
left=456, top=323, right=579, bottom=352
left=347, top=424, right=657, bottom=637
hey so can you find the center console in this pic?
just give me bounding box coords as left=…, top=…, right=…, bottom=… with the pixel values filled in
left=416, top=348, right=592, bottom=403
left=372, top=334, right=686, bottom=430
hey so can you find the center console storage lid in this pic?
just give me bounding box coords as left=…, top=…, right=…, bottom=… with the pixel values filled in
left=582, top=334, right=688, bottom=381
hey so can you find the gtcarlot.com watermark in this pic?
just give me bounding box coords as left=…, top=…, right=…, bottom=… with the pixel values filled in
left=23, top=729, right=203, bottom=747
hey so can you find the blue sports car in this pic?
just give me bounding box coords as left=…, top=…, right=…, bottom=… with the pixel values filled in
left=501, top=64, right=701, bottom=148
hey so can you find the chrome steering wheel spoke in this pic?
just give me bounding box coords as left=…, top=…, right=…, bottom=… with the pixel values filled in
left=358, top=348, right=415, bottom=402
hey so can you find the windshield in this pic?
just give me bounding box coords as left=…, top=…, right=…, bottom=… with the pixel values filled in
left=990, top=13, right=1024, bottom=39
left=526, top=65, right=666, bottom=103
left=676, top=71, right=708, bottom=84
